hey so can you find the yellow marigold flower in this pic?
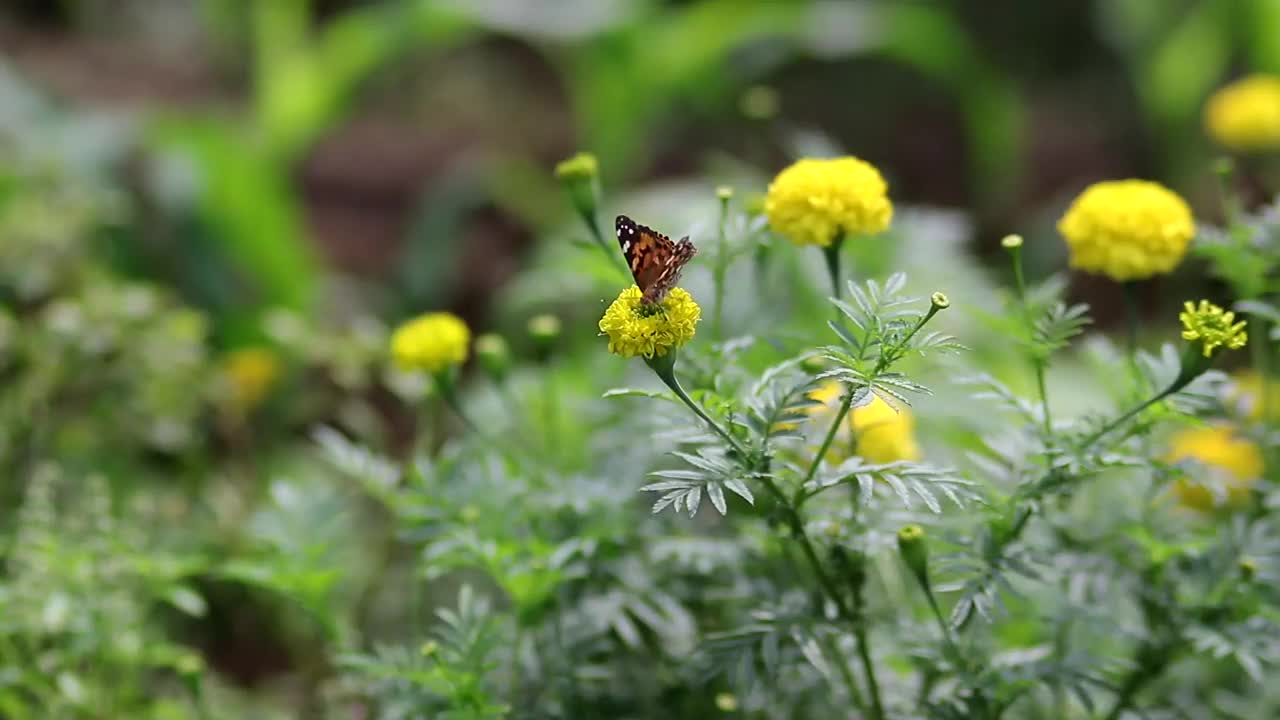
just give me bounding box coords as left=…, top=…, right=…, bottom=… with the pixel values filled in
left=1166, top=425, right=1262, bottom=511
left=808, top=382, right=921, bottom=463
left=1057, top=180, right=1195, bottom=282
left=598, top=286, right=699, bottom=359
left=390, top=312, right=470, bottom=373
left=1204, top=74, right=1280, bottom=153
left=220, top=347, right=281, bottom=414
left=764, top=157, right=893, bottom=247
left=1228, top=371, right=1280, bottom=421
left=1180, top=300, right=1247, bottom=357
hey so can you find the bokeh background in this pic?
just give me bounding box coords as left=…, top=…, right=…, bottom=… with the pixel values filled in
left=3, top=0, right=1279, bottom=715
left=5, top=0, right=1276, bottom=337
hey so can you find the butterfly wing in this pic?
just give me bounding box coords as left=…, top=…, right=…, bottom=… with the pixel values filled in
left=643, top=236, right=696, bottom=304
left=615, top=215, right=696, bottom=304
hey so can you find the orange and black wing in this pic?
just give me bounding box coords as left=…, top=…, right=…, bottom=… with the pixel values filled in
left=615, top=215, right=697, bottom=303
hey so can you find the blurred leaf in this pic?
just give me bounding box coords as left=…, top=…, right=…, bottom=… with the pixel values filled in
left=1139, top=1, right=1230, bottom=130
left=149, top=117, right=317, bottom=341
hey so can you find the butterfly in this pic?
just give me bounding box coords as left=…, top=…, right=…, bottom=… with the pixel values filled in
left=615, top=215, right=697, bottom=304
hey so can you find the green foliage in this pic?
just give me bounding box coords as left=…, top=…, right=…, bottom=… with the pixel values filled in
left=3, top=2, right=1280, bottom=718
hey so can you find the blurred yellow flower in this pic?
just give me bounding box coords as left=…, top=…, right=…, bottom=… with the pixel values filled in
left=220, top=347, right=280, bottom=415
left=390, top=312, right=470, bottom=374
left=808, top=382, right=921, bottom=463
left=1228, top=371, right=1280, bottom=421
left=599, top=285, right=699, bottom=359
left=1057, top=180, right=1194, bottom=282
left=1180, top=300, right=1247, bottom=358
left=1204, top=74, right=1280, bottom=153
left=764, top=157, right=892, bottom=247
left=1166, top=425, right=1262, bottom=511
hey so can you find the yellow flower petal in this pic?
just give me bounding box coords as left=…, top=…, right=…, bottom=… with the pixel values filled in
left=764, top=157, right=893, bottom=247
left=805, top=381, right=921, bottom=464
left=1167, top=425, right=1261, bottom=512
left=1057, top=180, right=1194, bottom=282
left=1204, top=74, right=1280, bottom=153
left=598, top=286, right=700, bottom=359
left=390, top=312, right=471, bottom=373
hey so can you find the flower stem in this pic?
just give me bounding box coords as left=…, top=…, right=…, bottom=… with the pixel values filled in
left=1077, top=387, right=1174, bottom=451
left=648, top=356, right=747, bottom=456
left=1007, top=238, right=1052, bottom=435
left=579, top=207, right=630, bottom=277
left=1101, top=649, right=1167, bottom=720
left=823, top=234, right=846, bottom=301
left=853, top=626, right=886, bottom=720
left=713, top=191, right=731, bottom=340
left=756, top=476, right=884, bottom=720
left=819, top=632, right=865, bottom=709
left=801, top=386, right=857, bottom=487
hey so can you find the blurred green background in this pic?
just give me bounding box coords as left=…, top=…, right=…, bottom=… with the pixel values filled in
left=4, top=0, right=1277, bottom=341
left=3, top=0, right=1279, bottom=714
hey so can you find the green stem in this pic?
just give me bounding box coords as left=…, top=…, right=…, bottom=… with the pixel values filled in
left=819, top=632, right=866, bottom=709
left=823, top=234, right=846, bottom=301
left=923, top=583, right=960, bottom=662
left=650, top=357, right=747, bottom=456
left=544, top=366, right=559, bottom=459
left=801, top=388, right=857, bottom=487
left=713, top=192, right=731, bottom=340
left=1076, top=386, right=1175, bottom=451
left=1008, top=240, right=1052, bottom=434
left=853, top=626, right=886, bottom=720
left=757, top=474, right=884, bottom=720
left=1121, top=282, right=1142, bottom=380
left=580, top=208, right=630, bottom=277
left=1101, top=656, right=1163, bottom=720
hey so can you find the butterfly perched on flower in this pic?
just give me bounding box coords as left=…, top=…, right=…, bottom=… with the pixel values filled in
left=615, top=215, right=697, bottom=305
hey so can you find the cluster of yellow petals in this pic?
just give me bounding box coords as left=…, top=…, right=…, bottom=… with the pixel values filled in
left=390, top=312, right=471, bottom=374
left=1057, top=180, right=1195, bottom=282
left=1204, top=74, right=1280, bottom=153
left=1166, top=425, right=1262, bottom=512
left=1179, top=300, right=1248, bottom=358
left=764, top=157, right=893, bottom=247
left=807, top=382, right=921, bottom=464
left=598, top=286, right=700, bottom=359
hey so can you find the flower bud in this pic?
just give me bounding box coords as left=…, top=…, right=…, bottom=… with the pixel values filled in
left=897, top=524, right=930, bottom=586
left=716, top=186, right=734, bottom=201
left=554, top=152, right=598, bottom=183
left=930, top=292, right=950, bottom=311
left=800, top=354, right=827, bottom=374
left=528, top=314, right=561, bottom=361
left=1001, top=234, right=1023, bottom=250
left=1239, top=557, right=1258, bottom=582
left=715, top=692, right=739, bottom=712
left=554, top=152, right=600, bottom=225
left=474, top=333, right=511, bottom=381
